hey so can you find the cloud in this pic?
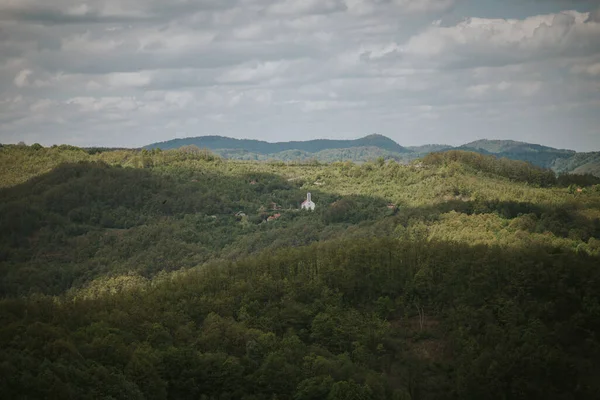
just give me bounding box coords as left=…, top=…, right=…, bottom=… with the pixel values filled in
left=266, top=0, right=347, bottom=15
left=13, top=69, right=33, bottom=87
left=465, top=80, right=543, bottom=99
left=345, top=0, right=455, bottom=15
left=67, top=96, right=141, bottom=113
left=0, top=1, right=599, bottom=150
left=392, top=0, right=455, bottom=13
left=286, top=99, right=367, bottom=112
left=586, top=7, right=600, bottom=23
left=571, top=60, right=600, bottom=76
left=106, top=72, right=153, bottom=88
left=0, top=0, right=239, bottom=25
left=401, top=10, right=600, bottom=67
left=216, top=61, right=293, bottom=84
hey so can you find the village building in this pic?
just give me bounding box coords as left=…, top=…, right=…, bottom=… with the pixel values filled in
left=301, top=192, right=316, bottom=211
left=267, top=213, right=281, bottom=222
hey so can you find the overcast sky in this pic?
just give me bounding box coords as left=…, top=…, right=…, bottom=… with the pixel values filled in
left=1, top=0, right=599, bottom=151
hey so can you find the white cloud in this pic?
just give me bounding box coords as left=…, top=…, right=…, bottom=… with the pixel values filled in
left=163, top=91, right=196, bottom=108
left=14, top=69, right=33, bottom=87
left=402, top=10, right=600, bottom=65
left=216, top=61, right=292, bottom=83
left=106, top=72, right=152, bottom=88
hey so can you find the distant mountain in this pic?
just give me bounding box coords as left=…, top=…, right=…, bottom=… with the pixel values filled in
left=459, top=139, right=568, bottom=154
left=459, top=139, right=575, bottom=169
left=145, top=134, right=410, bottom=154
left=144, top=135, right=600, bottom=176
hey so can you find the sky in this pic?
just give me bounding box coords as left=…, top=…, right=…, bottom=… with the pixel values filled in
left=0, top=0, right=599, bottom=151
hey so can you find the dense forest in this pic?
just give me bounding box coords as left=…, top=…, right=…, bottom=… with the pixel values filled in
left=1, top=143, right=600, bottom=399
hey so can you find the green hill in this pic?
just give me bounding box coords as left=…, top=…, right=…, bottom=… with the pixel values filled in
left=460, top=139, right=571, bottom=154
left=1, top=144, right=600, bottom=399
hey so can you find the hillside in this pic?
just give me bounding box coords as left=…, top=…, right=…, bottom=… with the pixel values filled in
left=460, top=139, right=572, bottom=154
left=1, top=144, right=600, bottom=399
left=459, top=139, right=575, bottom=169
left=145, top=134, right=410, bottom=155
left=552, top=151, right=600, bottom=176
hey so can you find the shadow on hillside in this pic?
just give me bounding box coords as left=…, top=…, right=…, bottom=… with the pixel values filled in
left=0, top=161, right=395, bottom=296
left=0, top=160, right=395, bottom=233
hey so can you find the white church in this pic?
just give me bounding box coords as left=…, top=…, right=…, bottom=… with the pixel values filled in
left=301, top=192, right=315, bottom=211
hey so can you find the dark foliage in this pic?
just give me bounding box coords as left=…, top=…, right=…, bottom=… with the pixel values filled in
left=557, top=173, right=600, bottom=187
left=1, top=239, right=599, bottom=399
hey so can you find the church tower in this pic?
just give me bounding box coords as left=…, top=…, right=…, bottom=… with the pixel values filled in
left=301, top=192, right=315, bottom=210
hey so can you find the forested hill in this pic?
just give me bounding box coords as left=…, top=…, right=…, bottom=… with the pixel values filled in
left=459, top=139, right=576, bottom=169
left=552, top=151, right=600, bottom=176
left=141, top=135, right=600, bottom=175
left=460, top=139, right=573, bottom=155
left=144, top=133, right=409, bottom=154
left=1, top=143, right=600, bottom=399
